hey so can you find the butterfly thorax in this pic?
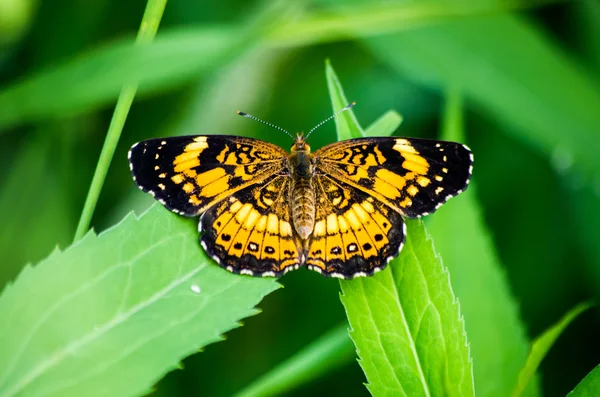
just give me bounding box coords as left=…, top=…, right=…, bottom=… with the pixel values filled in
left=289, top=137, right=316, bottom=240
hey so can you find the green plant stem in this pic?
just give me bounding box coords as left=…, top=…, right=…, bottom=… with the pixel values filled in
left=73, top=0, right=167, bottom=242
left=233, top=323, right=354, bottom=397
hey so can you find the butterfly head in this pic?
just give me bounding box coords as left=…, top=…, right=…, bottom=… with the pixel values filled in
left=291, top=132, right=310, bottom=153
left=237, top=102, right=355, bottom=154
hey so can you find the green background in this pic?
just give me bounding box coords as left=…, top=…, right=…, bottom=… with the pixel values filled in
left=1, top=0, right=599, bottom=395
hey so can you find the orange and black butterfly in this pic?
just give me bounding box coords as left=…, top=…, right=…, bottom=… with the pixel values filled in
left=129, top=104, right=473, bottom=279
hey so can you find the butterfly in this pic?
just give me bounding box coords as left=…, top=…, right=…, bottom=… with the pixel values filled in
left=128, top=104, right=473, bottom=279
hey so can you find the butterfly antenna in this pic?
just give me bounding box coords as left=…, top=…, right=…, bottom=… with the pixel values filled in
left=237, top=111, right=294, bottom=140
left=305, top=102, right=356, bottom=139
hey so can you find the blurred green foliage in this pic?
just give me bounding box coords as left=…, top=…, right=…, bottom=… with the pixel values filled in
left=1, top=0, right=599, bottom=396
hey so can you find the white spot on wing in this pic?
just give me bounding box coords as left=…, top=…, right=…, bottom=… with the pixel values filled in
left=191, top=284, right=201, bottom=293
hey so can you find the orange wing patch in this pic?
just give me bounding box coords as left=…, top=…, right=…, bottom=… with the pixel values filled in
left=200, top=176, right=303, bottom=276
left=306, top=175, right=405, bottom=278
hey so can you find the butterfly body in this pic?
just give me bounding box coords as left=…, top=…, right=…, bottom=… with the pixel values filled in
left=289, top=137, right=316, bottom=240
left=129, top=133, right=472, bottom=279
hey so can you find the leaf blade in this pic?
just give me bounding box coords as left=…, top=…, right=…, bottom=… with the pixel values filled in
left=327, top=61, right=473, bottom=396
left=428, top=87, right=535, bottom=397
left=364, top=110, right=403, bottom=137
left=325, top=59, right=364, bottom=139
left=0, top=204, right=279, bottom=397
left=233, top=323, right=354, bottom=397
left=340, top=220, right=474, bottom=396
left=568, top=365, right=600, bottom=397
left=512, top=302, right=594, bottom=397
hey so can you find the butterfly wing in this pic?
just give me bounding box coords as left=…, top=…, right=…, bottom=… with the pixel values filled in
left=199, top=175, right=303, bottom=276
left=313, top=137, right=473, bottom=218
left=305, top=174, right=405, bottom=279
left=129, top=135, right=287, bottom=216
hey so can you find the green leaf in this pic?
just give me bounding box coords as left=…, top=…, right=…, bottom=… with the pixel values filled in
left=340, top=220, right=474, bottom=396
left=325, top=59, right=364, bottom=139
left=328, top=60, right=473, bottom=396
left=511, top=302, right=594, bottom=397
left=365, top=14, right=600, bottom=179
left=428, top=88, right=535, bottom=397
left=364, top=110, right=403, bottom=137
left=233, top=323, right=354, bottom=397
left=568, top=365, right=600, bottom=397
left=0, top=203, right=279, bottom=397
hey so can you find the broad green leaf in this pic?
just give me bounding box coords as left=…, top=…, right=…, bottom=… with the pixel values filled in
left=233, top=323, right=354, bottom=397
left=340, top=220, right=474, bottom=396
left=366, top=14, right=600, bottom=179
left=364, top=110, right=403, bottom=137
left=568, top=365, right=600, bottom=397
left=512, top=302, right=594, bottom=397
left=0, top=204, right=279, bottom=397
left=427, top=88, right=535, bottom=397
left=328, top=62, right=473, bottom=396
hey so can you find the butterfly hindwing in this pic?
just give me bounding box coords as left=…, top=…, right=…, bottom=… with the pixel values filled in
left=314, top=137, right=472, bottom=218
left=199, top=175, right=303, bottom=277
left=306, top=175, right=405, bottom=278
left=129, top=135, right=287, bottom=216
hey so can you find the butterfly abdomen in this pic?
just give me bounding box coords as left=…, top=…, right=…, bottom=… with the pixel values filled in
left=291, top=177, right=315, bottom=240
left=289, top=146, right=316, bottom=240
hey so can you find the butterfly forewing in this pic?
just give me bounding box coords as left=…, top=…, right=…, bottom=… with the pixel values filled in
left=129, top=135, right=287, bottom=216
left=314, top=137, right=473, bottom=218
